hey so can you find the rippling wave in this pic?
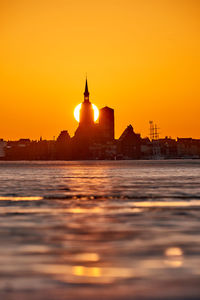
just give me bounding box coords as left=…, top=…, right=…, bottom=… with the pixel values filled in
left=0, top=160, right=200, bottom=300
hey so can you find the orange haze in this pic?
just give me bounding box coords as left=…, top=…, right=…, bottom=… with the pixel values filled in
left=1, top=0, right=200, bottom=140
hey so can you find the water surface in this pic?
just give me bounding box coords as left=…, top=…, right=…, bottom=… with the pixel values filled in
left=0, top=160, right=200, bottom=300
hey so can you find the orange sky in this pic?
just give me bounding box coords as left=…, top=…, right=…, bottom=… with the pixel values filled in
left=1, top=0, right=199, bottom=140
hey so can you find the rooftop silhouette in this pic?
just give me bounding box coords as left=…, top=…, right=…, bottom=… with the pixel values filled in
left=1, top=80, right=200, bottom=160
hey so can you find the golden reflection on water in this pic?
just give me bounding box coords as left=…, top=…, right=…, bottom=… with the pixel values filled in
left=34, top=263, right=135, bottom=284
left=164, top=259, right=183, bottom=268
left=73, top=266, right=101, bottom=277
left=164, top=247, right=183, bottom=268
left=0, top=196, right=43, bottom=201
left=133, top=201, right=200, bottom=207
left=67, top=207, right=102, bottom=214
left=165, top=247, right=183, bottom=257
left=73, top=253, right=100, bottom=262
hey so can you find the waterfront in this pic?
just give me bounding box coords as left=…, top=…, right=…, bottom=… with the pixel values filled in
left=0, top=160, right=200, bottom=300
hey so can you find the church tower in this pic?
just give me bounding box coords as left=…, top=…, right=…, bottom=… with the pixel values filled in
left=79, top=79, right=94, bottom=126
left=72, top=79, right=115, bottom=159
left=74, top=79, right=95, bottom=141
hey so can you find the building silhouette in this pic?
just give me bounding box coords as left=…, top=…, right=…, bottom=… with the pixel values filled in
left=0, top=139, right=6, bottom=158
left=117, top=125, right=141, bottom=159
left=55, top=130, right=71, bottom=159
left=74, top=79, right=96, bottom=140
left=1, top=79, right=200, bottom=160
left=99, top=106, right=114, bottom=142
left=72, top=79, right=100, bottom=158
left=72, top=79, right=142, bottom=159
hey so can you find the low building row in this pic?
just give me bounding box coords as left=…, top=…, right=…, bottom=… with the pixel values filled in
left=1, top=130, right=200, bottom=160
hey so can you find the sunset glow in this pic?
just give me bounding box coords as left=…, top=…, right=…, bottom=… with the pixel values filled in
left=0, top=1, right=199, bottom=139
left=74, top=103, right=99, bottom=123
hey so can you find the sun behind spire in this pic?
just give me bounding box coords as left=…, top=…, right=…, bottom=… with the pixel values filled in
left=74, top=78, right=99, bottom=123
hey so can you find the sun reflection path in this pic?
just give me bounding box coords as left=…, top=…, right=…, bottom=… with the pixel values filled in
left=73, top=266, right=101, bottom=278
left=132, top=201, right=200, bottom=208
left=0, top=196, right=43, bottom=201
left=33, top=263, right=135, bottom=285
left=164, top=247, right=183, bottom=268
left=73, top=253, right=100, bottom=262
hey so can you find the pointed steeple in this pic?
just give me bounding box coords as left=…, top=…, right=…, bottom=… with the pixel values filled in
left=84, top=77, right=89, bottom=101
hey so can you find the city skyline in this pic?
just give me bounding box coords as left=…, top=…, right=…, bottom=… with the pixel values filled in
left=1, top=0, right=199, bottom=140
left=2, top=79, right=200, bottom=161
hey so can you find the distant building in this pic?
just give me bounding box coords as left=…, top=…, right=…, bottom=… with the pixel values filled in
left=177, top=138, right=200, bottom=158
left=117, top=125, right=141, bottom=159
left=158, top=137, right=177, bottom=158
left=90, top=141, right=117, bottom=160
left=141, top=137, right=152, bottom=159
left=18, top=139, right=31, bottom=147
left=55, top=130, right=71, bottom=159
left=57, top=130, right=70, bottom=143
left=99, top=106, right=114, bottom=141
left=0, top=139, right=6, bottom=158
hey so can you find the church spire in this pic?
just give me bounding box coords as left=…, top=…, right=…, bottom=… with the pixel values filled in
left=84, top=78, right=89, bottom=101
